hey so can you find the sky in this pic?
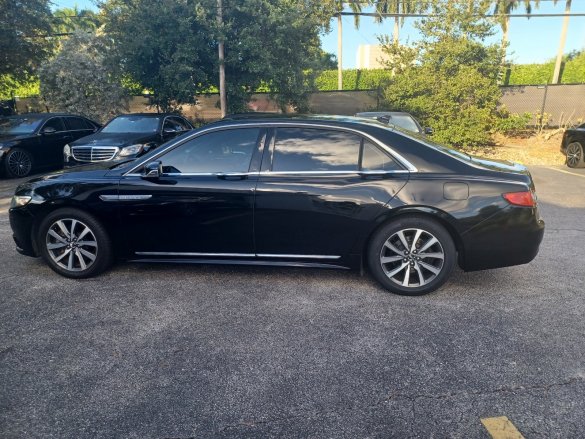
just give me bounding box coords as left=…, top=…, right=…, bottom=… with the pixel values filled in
left=52, top=0, right=585, bottom=67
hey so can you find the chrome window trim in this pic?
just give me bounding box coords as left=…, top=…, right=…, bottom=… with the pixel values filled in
left=38, top=116, right=67, bottom=134
left=124, top=122, right=418, bottom=176
left=123, top=169, right=410, bottom=178
left=100, top=194, right=152, bottom=201
left=134, top=251, right=340, bottom=260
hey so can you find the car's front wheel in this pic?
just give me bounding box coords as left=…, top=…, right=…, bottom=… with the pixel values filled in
left=38, top=208, right=113, bottom=278
left=367, top=216, right=456, bottom=296
left=566, top=142, right=585, bottom=168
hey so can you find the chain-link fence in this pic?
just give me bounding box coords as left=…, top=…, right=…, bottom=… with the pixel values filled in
left=500, top=84, right=585, bottom=128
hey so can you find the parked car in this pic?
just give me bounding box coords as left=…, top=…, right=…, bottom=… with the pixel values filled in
left=64, top=113, right=193, bottom=166
left=560, top=122, right=585, bottom=168
left=355, top=111, right=432, bottom=136
left=0, top=113, right=100, bottom=178
left=9, top=115, right=544, bottom=296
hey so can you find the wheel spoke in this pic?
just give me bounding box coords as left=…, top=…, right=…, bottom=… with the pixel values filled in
left=411, top=229, right=423, bottom=252
left=402, top=267, right=411, bottom=286
left=56, top=221, right=70, bottom=239
left=384, top=240, right=403, bottom=255
left=67, top=251, right=74, bottom=270
left=419, top=261, right=441, bottom=275
left=419, top=252, right=444, bottom=260
left=381, top=255, right=403, bottom=264
left=75, top=249, right=87, bottom=270
left=47, top=242, right=67, bottom=250
left=77, top=226, right=91, bottom=241
left=48, top=229, right=67, bottom=243
left=414, top=263, right=426, bottom=286
left=77, top=240, right=97, bottom=247
left=386, top=262, right=409, bottom=278
left=396, top=230, right=409, bottom=250
left=69, top=219, right=78, bottom=238
left=419, top=237, right=437, bottom=253
left=54, top=248, right=71, bottom=262
left=79, top=248, right=96, bottom=261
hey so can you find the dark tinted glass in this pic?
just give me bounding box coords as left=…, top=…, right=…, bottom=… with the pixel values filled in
left=170, top=117, right=191, bottom=130
left=66, top=117, right=90, bottom=130
left=361, top=141, right=402, bottom=171
left=160, top=128, right=260, bottom=174
left=0, top=116, right=44, bottom=134
left=102, top=116, right=160, bottom=133
left=43, top=117, right=66, bottom=132
left=389, top=114, right=420, bottom=133
left=272, top=128, right=360, bottom=172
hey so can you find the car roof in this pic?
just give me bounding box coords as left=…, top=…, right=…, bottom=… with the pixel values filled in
left=216, top=114, right=393, bottom=129
left=113, top=113, right=180, bottom=118
left=3, top=112, right=80, bottom=119
left=355, top=111, right=413, bottom=117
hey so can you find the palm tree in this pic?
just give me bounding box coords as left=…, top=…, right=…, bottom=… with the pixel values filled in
left=52, top=6, right=101, bottom=35
left=373, top=0, right=424, bottom=44
left=335, top=1, right=363, bottom=90
left=552, top=0, right=571, bottom=83
left=493, top=0, right=540, bottom=62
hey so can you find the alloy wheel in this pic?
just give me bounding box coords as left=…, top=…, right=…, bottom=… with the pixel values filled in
left=379, top=228, right=445, bottom=288
left=566, top=142, right=583, bottom=168
left=7, top=150, right=32, bottom=177
left=45, top=218, right=98, bottom=272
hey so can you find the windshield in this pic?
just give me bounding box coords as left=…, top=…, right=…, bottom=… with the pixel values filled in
left=101, top=115, right=161, bottom=133
left=0, top=116, right=44, bottom=135
left=389, top=114, right=420, bottom=133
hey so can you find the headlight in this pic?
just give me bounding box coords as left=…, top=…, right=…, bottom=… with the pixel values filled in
left=63, top=144, right=71, bottom=157
left=10, top=195, right=32, bottom=208
left=119, top=144, right=144, bottom=157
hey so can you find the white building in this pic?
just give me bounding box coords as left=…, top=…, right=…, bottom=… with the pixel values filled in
left=356, top=45, right=390, bottom=69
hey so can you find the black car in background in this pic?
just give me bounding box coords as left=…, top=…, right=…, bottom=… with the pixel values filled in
left=9, top=116, right=544, bottom=296
left=0, top=113, right=99, bottom=177
left=561, top=122, right=585, bottom=168
left=64, top=113, right=193, bottom=165
left=355, top=111, right=433, bottom=136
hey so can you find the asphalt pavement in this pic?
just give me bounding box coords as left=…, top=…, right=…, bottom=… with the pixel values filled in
left=0, top=165, right=584, bottom=438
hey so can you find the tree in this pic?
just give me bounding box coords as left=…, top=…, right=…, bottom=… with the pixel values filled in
left=0, top=0, right=53, bottom=79
left=333, top=1, right=364, bottom=90
left=373, top=0, right=426, bottom=44
left=102, top=0, right=216, bottom=112
left=552, top=0, right=571, bottom=84
left=38, top=30, right=127, bottom=122
left=379, top=0, right=504, bottom=147
left=493, top=0, right=540, bottom=62
left=51, top=6, right=102, bottom=35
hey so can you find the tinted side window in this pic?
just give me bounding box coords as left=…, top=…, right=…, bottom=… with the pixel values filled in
left=361, top=141, right=402, bottom=171
left=272, top=128, right=360, bottom=172
left=66, top=117, right=90, bottom=130
left=170, top=117, right=190, bottom=130
left=160, top=128, right=260, bottom=174
left=43, top=117, right=66, bottom=132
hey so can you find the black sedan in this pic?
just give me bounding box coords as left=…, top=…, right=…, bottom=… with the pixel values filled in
left=64, top=113, right=193, bottom=166
left=561, top=122, right=585, bottom=168
left=0, top=113, right=99, bottom=177
left=9, top=116, right=544, bottom=295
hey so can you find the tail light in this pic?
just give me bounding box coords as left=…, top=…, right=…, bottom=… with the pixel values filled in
left=502, top=191, right=536, bottom=207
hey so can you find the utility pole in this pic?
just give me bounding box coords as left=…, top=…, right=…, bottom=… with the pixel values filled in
left=337, top=13, right=343, bottom=91
left=552, top=0, right=572, bottom=84
left=217, top=0, right=227, bottom=117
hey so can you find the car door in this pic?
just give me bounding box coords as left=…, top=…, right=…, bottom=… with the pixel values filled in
left=254, top=126, right=409, bottom=260
left=116, top=127, right=266, bottom=257
left=37, top=117, right=71, bottom=166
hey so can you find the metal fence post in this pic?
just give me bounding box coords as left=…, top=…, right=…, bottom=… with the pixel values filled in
left=538, top=83, right=549, bottom=127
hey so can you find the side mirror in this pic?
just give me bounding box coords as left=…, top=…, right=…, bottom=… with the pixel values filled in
left=424, top=127, right=434, bottom=135
left=41, top=126, right=57, bottom=135
left=143, top=161, right=162, bottom=179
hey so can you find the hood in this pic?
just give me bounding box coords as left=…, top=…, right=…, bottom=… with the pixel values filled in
left=0, top=133, right=33, bottom=145
left=24, top=162, right=115, bottom=185
left=70, top=131, right=158, bottom=147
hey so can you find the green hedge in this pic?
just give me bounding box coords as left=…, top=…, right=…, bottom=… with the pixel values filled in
left=506, top=52, right=585, bottom=85
left=0, top=75, right=40, bottom=100
left=314, top=69, right=393, bottom=91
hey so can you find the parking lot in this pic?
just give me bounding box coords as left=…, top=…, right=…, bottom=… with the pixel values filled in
left=0, top=165, right=584, bottom=438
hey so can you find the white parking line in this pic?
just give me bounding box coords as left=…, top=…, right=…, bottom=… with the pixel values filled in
left=546, top=167, right=585, bottom=179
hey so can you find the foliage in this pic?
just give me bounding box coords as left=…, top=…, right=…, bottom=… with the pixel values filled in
left=51, top=6, right=102, bottom=35
left=378, top=0, right=504, bottom=147
left=38, top=30, right=128, bottom=123
left=493, top=109, right=532, bottom=135
left=506, top=51, right=585, bottom=85
left=0, top=0, right=53, bottom=79
left=0, top=75, right=40, bottom=100
left=315, top=69, right=393, bottom=91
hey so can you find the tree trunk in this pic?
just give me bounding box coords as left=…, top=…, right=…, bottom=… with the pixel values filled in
left=217, top=0, right=227, bottom=117
left=501, top=16, right=509, bottom=64
left=552, top=0, right=572, bottom=84
left=337, top=14, right=343, bottom=91
left=393, top=16, right=399, bottom=44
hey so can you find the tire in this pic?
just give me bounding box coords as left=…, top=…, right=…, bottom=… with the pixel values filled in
left=38, top=208, right=113, bottom=279
left=367, top=216, right=456, bottom=296
left=4, top=148, right=33, bottom=178
left=566, top=142, right=585, bottom=168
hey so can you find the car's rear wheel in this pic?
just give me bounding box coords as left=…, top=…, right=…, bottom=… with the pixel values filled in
left=38, top=208, right=113, bottom=278
left=5, top=148, right=33, bottom=178
left=367, top=216, right=456, bottom=296
left=566, top=142, right=585, bottom=168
